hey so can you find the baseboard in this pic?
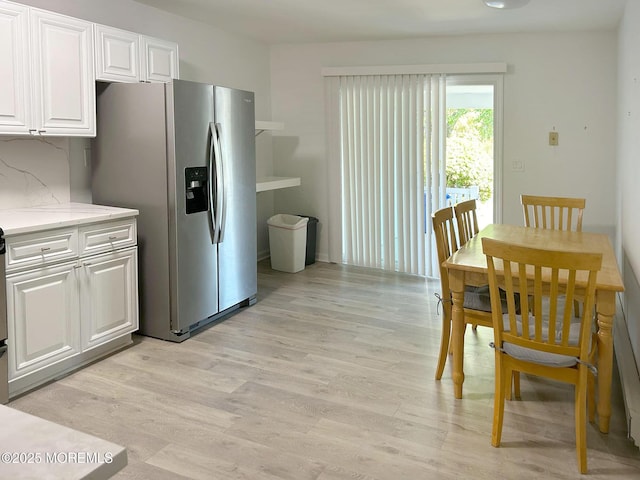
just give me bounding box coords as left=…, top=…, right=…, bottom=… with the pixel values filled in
left=257, top=251, right=330, bottom=263
left=614, top=310, right=640, bottom=447
left=316, top=252, right=329, bottom=263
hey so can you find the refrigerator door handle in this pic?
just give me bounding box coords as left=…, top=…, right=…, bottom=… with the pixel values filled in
left=211, top=123, right=226, bottom=243
left=212, top=122, right=226, bottom=243
left=207, top=123, right=218, bottom=244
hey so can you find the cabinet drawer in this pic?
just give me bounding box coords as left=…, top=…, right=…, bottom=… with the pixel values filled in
left=6, top=228, right=78, bottom=272
left=79, top=218, right=136, bottom=257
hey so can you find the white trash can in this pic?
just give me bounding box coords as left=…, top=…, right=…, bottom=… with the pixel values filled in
left=267, top=214, right=309, bottom=273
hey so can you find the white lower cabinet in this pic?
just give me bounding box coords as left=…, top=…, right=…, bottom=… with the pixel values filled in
left=4, top=217, right=138, bottom=397
left=80, top=247, right=138, bottom=351
left=6, top=261, right=80, bottom=380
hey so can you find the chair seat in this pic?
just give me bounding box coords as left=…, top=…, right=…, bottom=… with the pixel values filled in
left=464, top=285, right=514, bottom=314
left=500, top=314, right=584, bottom=367
left=464, top=285, right=492, bottom=311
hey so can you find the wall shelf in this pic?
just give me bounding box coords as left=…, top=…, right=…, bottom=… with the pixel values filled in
left=256, top=176, right=300, bottom=193
left=255, top=121, right=284, bottom=136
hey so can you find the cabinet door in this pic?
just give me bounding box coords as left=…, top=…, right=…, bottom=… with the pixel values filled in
left=80, top=247, right=138, bottom=351
left=0, top=1, right=30, bottom=134
left=6, top=261, right=80, bottom=380
left=94, top=24, right=140, bottom=83
left=140, top=35, right=179, bottom=83
left=30, top=8, right=95, bottom=136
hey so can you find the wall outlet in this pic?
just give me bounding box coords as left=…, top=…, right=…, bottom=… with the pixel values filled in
left=512, top=160, right=525, bottom=172
left=549, top=131, right=559, bottom=146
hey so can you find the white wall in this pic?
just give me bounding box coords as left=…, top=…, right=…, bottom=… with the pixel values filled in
left=0, top=0, right=274, bottom=257
left=618, top=0, right=640, bottom=373
left=269, top=31, right=618, bottom=263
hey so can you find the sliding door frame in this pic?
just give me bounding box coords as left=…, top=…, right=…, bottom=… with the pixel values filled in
left=445, top=74, right=504, bottom=224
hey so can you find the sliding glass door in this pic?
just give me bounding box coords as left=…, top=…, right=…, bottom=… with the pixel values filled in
left=326, top=73, right=503, bottom=276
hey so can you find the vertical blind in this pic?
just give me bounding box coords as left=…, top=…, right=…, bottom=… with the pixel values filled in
left=326, top=74, right=446, bottom=276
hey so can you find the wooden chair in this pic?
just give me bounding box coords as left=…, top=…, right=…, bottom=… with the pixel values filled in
left=432, top=206, right=494, bottom=380
left=454, top=199, right=479, bottom=246
left=521, top=194, right=586, bottom=316
left=482, top=237, right=602, bottom=474
left=521, top=194, right=585, bottom=232
left=455, top=199, right=481, bottom=332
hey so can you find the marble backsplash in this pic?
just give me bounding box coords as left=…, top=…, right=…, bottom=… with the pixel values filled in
left=0, top=136, right=92, bottom=210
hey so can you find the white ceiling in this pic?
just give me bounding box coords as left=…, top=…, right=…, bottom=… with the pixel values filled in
left=131, top=0, right=627, bottom=44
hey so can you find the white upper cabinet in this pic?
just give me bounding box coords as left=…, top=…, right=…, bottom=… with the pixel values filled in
left=30, top=8, right=95, bottom=136
left=95, top=24, right=179, bottom=83
left=94, top=24, right=140, bottom=83
left=0, top=0, right=179, bottom=136
left=140, top=35, right=179, bottom=82
left=0, top=2, right=31, bottom=133
left=0, top=1, right=95, bottom=137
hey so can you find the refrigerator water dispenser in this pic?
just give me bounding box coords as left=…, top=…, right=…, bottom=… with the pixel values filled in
left=185, top=167, right=208, bottom=214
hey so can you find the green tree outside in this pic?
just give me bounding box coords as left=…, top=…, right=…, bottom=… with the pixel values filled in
left=446, top=109, right=493, bottom=202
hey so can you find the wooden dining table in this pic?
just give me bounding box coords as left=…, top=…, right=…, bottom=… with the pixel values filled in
left=444, top=223, right=624, bottom=434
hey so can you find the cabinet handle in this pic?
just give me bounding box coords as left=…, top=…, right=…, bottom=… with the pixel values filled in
left=41, top=247, right=51, bottom=252
left=108, top=236, right=118, bottom=241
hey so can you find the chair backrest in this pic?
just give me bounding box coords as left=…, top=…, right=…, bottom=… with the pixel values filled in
left=432, top=206, right=459, bottom=295
left=521, top=194, right=586, bottom=232
left=454, top=199, right=479, bottom=246
left=482, top=237, right=601, bottom=362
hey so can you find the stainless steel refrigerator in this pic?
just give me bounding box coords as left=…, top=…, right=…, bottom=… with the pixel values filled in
left=92, top=80, right=257, bottom=342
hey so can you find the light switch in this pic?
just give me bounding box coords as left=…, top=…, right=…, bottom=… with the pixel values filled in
left=549, top=131, right=559, bottom=146
left=512, top=160, right=524, bottom=172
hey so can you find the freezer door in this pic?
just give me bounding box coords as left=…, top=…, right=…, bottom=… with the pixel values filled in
left=214, top=86, right=257, bottom=311
left=167, top=80, right=219, bottom=333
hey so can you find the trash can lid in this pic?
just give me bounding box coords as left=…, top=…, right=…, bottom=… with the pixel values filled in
left=296, top=215, right=318, bottom=223
left=267, top=214, right=309, bottom=229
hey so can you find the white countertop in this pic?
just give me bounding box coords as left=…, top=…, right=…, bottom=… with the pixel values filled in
left=0, top=405, right=127, bottom=479
left=0, top=203, right=139, bottom=236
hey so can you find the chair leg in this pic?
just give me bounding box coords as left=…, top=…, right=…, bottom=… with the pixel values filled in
left=588, top=332, right=598, bottom=423
left=576, top=368, right=588, bottom=474
left=449, top=322, right=468, bottom=356
left=435, top=311, right=451, bottom=380
left=513, top=371, right=521, bottom=400
left=505, top=368, right=521, bottom=401
left=492, top=353, right=506, bottom=447
left=587, top=372, right=596, bottom=423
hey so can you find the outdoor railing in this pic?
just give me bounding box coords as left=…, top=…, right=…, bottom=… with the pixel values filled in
left=446, top=186, right=480, bottom=205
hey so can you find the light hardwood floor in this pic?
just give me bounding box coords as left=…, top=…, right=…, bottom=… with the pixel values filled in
left=10, top=260, right=640, bottom=479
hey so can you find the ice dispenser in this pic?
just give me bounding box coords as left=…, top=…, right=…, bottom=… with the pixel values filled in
left=185, top=167, right=208, bottom=214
